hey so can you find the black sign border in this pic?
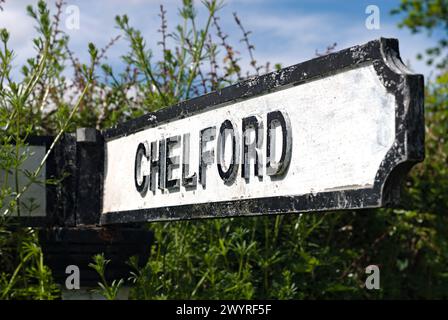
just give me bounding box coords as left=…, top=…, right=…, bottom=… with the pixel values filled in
left=100, top=38, right=424, bottom=225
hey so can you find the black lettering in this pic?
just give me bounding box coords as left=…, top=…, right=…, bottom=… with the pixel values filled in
left=134, top=141, right=149, bottom=196
left=199, top=127, right=216, bottom=188
left=149, top=140, right=165, bottom=193
left=217, top=120, right=239, bottom=184
left=165, top=136, right=180, bottom=191
left=182, top=133, right=197, bottom=189
left=266, top=110, right=292, bottom=177
left=242, top=115, right=263, bottom=181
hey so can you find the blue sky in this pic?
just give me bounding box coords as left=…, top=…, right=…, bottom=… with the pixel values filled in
left=0, top=0, right=441, bottom=80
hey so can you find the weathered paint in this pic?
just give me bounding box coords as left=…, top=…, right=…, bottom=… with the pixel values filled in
left=99, top=38, right=424, bottom=224
left=103, top=65, right=395, bottom=212
left=7, top=38, right=423, bottom=227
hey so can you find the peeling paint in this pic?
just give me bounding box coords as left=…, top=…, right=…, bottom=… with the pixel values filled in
left=94, top=38, right=425, bottom=225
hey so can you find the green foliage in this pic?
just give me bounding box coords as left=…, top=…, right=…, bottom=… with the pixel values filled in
left=89, top=253, right=124, bottom=300
left=0, top=0, right=446, bottom=300
left=391, top=0, right=448, bottom=70
left=0, top=228, right=59, bottom=299
left=0, top=0, right=97, bottom=299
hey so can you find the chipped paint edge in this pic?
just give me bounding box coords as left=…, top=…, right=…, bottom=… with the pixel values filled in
left=100, top=38, right=425, bottom=225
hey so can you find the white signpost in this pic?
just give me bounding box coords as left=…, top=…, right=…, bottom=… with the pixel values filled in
left=2, top=38, right=424, bottom=226
left=103, top=65, right=392, bottom=211
left=99, top=38, right=424, bottom=224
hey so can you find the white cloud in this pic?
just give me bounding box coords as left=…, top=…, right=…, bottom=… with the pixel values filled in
left=0, top=0, right=437, bottom=82
left=0, top=0, right=37, bottom=70
left=231, top=10, right=434, bottom=79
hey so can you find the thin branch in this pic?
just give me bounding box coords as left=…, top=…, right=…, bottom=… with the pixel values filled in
left=213, top=15, right=242, bottom=81
left=184, top=3, right=217, bottom=99
left=2, top=82, right=91, bottom=217
left=233, top=12, right=260, bottom=76
left=315, top=42, right=337, bottom=57
left=157, top=4, right=169, bottom=88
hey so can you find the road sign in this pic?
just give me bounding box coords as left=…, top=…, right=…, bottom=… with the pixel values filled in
left=100, top=38, right=424, bottom=224
left=3, top=38, right=424, bottom=226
